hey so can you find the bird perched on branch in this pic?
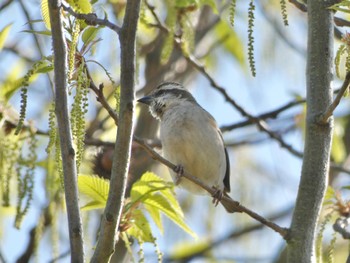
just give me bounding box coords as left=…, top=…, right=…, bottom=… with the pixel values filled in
left=138, top=82, right=239, bottom=213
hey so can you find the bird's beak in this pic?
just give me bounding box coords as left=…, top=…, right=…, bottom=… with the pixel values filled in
left=137, top=96, right=153, bottom=105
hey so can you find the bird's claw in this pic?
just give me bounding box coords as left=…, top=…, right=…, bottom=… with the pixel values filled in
left=212, top=187, right=223, bottom=207
left=173, top=165, right=184, bottom=185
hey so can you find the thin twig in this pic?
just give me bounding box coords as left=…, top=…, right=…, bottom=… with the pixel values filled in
left=134, top=136, right=289, bottom=239
left=317, top=71, right=350, bottom=124
left=181, top=50, right=303, bottom=158
left=164, top=206, right=293, bottom=262
left=221, top=99, right=305, bottom=132
left=61, top=3, right=121, bottom=34
left=86, top=66, right=119, bottom=125
left=88, top=73, right=289, bottom=237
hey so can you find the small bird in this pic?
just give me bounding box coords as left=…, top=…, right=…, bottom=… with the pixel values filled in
left=138, top=82, right=238, bottom=213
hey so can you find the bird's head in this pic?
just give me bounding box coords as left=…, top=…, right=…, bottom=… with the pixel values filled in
left=138, top=82, right=196, bottom=120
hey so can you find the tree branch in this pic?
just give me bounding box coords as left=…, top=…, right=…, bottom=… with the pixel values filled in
left=317, top=71, right=350, bottom=124
left=88, top=73, right=288, bottom=238
left=90, top=0, right=141, bottom=261
left=164, top=206, right=293, bottom=262
left=48, top=1, right=84, bottom=261
left=220, top=98, right=305, bottom=132
left=288, top=0, right=334, bottom=260
left=61, top=3, right=121, bottom=34
left=134, top=136, right=289, bottom=239
left=180, top=50, right=303, bottom=158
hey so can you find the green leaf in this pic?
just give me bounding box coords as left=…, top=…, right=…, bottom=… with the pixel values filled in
left=41, top=0, right=51, bottom=30
left=81, top=200, right=105, bottom=211
left=331, top=122, right=347, bottom=163
left=169, top=239, right=211, bottom=260
left=22, top=30, right=52, bottom=36
left=323, top=186, right=336, bottom=206
left=0, top=23, right=12, bottom=51
left=127, top=210, right=154, bottom=242
left=214, top=20, right=245, bottom=66
left=82, top=26, right=100, bottom=45
left=144, top=203, right=163, bottom=233
left=66, top=0, right=92, bottom=13
left=143, top=193, right=196, bottom=238
left=78, top=174, right=109, bottom=204
left=175, top=0, right=198, bottom=8
left=131, top=172, right=195, bottom=238
left=198, top=0, right=218, bottom=14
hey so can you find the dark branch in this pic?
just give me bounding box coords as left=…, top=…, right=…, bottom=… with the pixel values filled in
left=221, top=99, right=305, bottom=132
left=61, top=3, right=121, bottom=34
left=317, top=71, right=350, bottom=124
left=134, top=136, right=289, bottom=239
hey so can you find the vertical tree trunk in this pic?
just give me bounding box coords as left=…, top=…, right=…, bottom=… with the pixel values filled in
left=287, top=1, right=334, bottom=262
left=48, top=0, right=85, bottom=261
left=91, top=1, right=141, bottom=262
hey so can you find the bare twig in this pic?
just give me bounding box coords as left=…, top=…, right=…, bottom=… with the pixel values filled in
left=164, top=206, right=293, bottom=262
left=221, top=99, right=305, bottom=132
left=61, top=3, right=121, bottom=34
left=181, top=51, right=303, bottom=158
left=88, top=71, right=289, bottom=238
left=48, top=1, right=84, bottom=261
left=134, top=136, right=289, bottom=238
left=317, top=71, right=350, bottom=124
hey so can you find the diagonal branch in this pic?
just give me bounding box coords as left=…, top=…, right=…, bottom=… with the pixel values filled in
left=48, top=0, right=84, bottom=261
left=134, top=136, right=289, bottom=239
left=87, top=70, right=289, bottom=239
left=181, top=51, right=303, bottom=158
left=61, top=3, right=121, bottom=34
left=317, top=71, right=350, bottom=124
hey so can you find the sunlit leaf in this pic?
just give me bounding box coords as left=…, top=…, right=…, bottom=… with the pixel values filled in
left=0, top=23, right=12, bottom=51
left=78, top=174, right=109, bottom=203
left=169, top=239, right=211, bottom=260
left=199, top=0, right=218, bottom=14
left=81, top=200, right=105, bottom=211
left=214, top=20, right=245, bottom=66
left=143, top=193, right=196, bottom=238
left=82, top=26, right=100, bottom=45
left=323, top=186, right=336, bottom=206
left=22, top=30, right=52, bottom=36
left=66, top=0, right=92, bottom=13
left=41, top=0, right=50, bottom=30
left=127, top=210, right=154, bottom=242
left=331, top=124, right=347, bottom=163
left=144, top=203, right=163, bottom=233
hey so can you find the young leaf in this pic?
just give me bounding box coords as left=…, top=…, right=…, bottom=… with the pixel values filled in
left=127, top=210, right=154, bottom=242
left=143, top=194, right=196, bottom=238
left=78, top=174, right=109, bottom=204
left=82, top=26, right=100, bottom=45
left=66, top=0, right=92, bottom=13
left=41, top=0, right=50, bottom=30
left=0, top=23, right=12, bottom=51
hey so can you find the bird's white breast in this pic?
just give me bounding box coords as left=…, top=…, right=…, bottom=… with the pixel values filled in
left=160, top=102, right=226, bottom=195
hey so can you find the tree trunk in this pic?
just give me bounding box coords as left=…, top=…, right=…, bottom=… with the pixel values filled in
left=287, top=0, right=334, bottom=262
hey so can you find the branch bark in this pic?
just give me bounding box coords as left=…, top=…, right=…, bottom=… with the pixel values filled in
left=90, top=1, right=141, bottom=262
left=48, top=0, right=84, bottom=261
left=287, top=1, right=334, bottom=261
